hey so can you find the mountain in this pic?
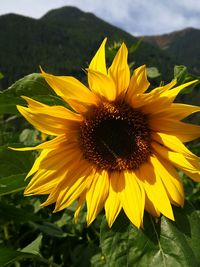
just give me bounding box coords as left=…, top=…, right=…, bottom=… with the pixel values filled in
left=0, top=6, right=175, bottom=89
left=143, top=27, right=200, bottom=75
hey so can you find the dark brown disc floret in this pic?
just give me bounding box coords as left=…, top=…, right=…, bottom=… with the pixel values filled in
left=79, top=101, right=152, bottom=171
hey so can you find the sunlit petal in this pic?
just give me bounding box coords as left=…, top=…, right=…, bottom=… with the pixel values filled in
left=136, top=159, right=175, bottom=221
left=150, top=119, right=200, bottom=142
left=88, top=69, right=116, bottom=101
left=17, top=105, right=79, bottom=136
left=41, top=68, right=99, bottom=112
left=152, top=142, right=200, bottom=182
left=86, top=170, right=109, bottom=225
left=14, top=38, right=199, bottom=228
left=89, top=37, right=107, bottom=75
left=126, top=65, right=150, bottom=103
left=152, top=132, right=199, bottom=160
left=108, top=43, right=130, bottom=96
left=105, top=172, right=122, bottom=227
left=120, top=171, right=145, bottom=228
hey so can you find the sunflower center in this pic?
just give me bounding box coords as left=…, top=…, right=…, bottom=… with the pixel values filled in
left=79, top=101, right=151, bottom=171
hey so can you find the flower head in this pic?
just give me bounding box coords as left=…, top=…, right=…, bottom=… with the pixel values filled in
left=16, top=38, right=200, bottom=228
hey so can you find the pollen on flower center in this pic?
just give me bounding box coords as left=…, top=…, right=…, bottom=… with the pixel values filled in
left=79, top=101, right=152, bottom=171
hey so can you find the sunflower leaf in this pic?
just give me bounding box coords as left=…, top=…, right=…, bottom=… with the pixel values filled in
left=0, top=173, right=27, bottom=196
left=0, top=72, right=4, bottom=80
left=21, top=234, right=42, bottom=255
left=0, top=146, right=34, bottom=176
left=100, top=202, right=200, bottom=267
left=19, top=129, right=39, bottom=146
left=0, top=201, right=39, bottom=223
left=147, top=67, right=161, bottom=78
left=0, top=146, right=35, bottom=195
left=29, top=222, right=65, bottom=238
left=0, top=247, right=38, bottom=267
left=174, top=65, right=199, bottom=94
left=0, top=245, right=58, bottom=267
left=3, top=73, right=53, bottom=97
left=0, top=73, right=65, bottom=115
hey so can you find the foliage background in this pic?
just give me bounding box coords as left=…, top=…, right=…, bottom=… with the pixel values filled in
left=0, top=7, right=200, bottom=267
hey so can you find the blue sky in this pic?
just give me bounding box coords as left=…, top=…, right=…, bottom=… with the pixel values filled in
left=1, top=0, right=200, bottom=35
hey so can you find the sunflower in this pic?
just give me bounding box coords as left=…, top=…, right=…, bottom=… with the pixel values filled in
left=14, top=38, right=200, bottom=228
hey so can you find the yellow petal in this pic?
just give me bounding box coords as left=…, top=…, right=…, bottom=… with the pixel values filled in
left=108, top=43, right=130, bottom=96
left=39, top=143, right=82, bottom=171
left=86, top=170, right=109, bottom=225
left=182, top=170, right=200, bottom=182
left=105, top=172, right=122, bottom=227
left=126, top=65, right=150, bottom=103
left=149, top=103, right=200, bottom=120
left=137, top=80, right=198, bottom=114
left=21, top=96, right=47, bottom=108
left=150, top=119, right=200, bottom=142
left=89, top=37, right=107, bottom=75
left=24, top=168, right=67, bottom=195
left=132, top=79, right=176, bottom=110
left=136, top=159, right=175, bottom=221
left=40, top=69, right=98, bottom=112
left=25, top=145, right=83, bottom=193
left=22, top=96, right=82, bottom=121
left=152, top=132, right=199, bottom=160
left=66, top=99, right=89, bottom=114
left=151, top=155, right=184, bottom=207
left=40, top=186, right=60, bottom=206
left=74, top=191, right=86, bottom=223
left=10, top=135, right=67, bottom=151
left=87, top=69, right=116, bottom=101
left=25, top=150, right=49, bottom=178
left=161, top=80, right=198, bottom=103
left=120, top=171, right=145, bottom=228
left=144, top=193, right=160, bottom=217
left=152, top=142, right=200, bottom=182
left=17, top=105, right=79, bottom=136
left=50, top=161, right=93, bottom=211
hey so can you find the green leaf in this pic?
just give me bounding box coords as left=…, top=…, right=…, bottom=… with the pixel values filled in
left=0, top=146, right=35, bottom=195
left=174, top=204, right=200, bottom=262
left=0, top=202, right=40, bottom=223
left=174, top=65, right=199, bottom=94
left=0, top=72, right=4, bottom=80
left=0, top=73, right=65, bottom=115
left=91, top=253, right=106, bottom=267
left=0, top=247, right=37, bottom=266
left=71, top=243, right=102, bottom=267
left=0, top=146, right=34, bottom=178
left=0, top=95, right=25, bottom=115
left=129, top=38, right=143, bottom=54
left=0, top=173, right=27, bottom=196
left=19, top=129, right=39, bottom=146
left=147, top=67, right=161, bottom=78
left=106, top=41, right=122, bottom=61
left=21, top=235, right=42, bottom=255
left=174, top=65, right=188, bottom=83
left=100, top=203, right=200, bottom=267
left=0, top=245, right=59, bottom=267
left=4, top=73, right=53, bottom=97
left=30, top=222, right=65, bottom=238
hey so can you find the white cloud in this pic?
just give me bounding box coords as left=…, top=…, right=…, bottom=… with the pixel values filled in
left=0, top=0, right=66, bottom=18
left=173, top=0, right=200, bottom=12
left=0, top=0, right=200, bottom=35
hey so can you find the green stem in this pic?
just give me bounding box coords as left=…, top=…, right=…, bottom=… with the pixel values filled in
left=4, top=224, right=9, bottom=240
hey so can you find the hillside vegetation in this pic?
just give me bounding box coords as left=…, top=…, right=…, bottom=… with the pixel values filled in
left=0, top=6, right=199, bottom=107
left=144, top=27, right=200, bottom=75
left=0, top=6, right=175, bottom=89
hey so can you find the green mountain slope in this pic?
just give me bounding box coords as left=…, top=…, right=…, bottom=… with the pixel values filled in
left=0, top=6, right=175, bottom=89
left=143, top=28, right=200, bottom=75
